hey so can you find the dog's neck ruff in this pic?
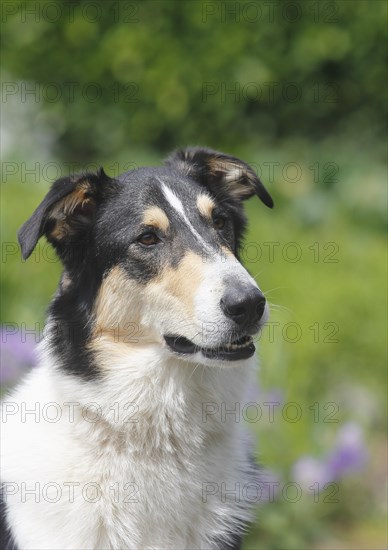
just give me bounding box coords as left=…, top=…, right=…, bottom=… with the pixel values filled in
left=44, top=336, right=255, bottom=450
left=1, top=337, right=258, bottom=548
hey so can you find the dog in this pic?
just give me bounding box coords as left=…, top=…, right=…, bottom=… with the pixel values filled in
left=1, top=147, right=273, bottom=549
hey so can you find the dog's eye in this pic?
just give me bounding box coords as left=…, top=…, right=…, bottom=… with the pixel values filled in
left=213, top=215, right=226, bottom=230
left=137, top=232, right=160, bottom=246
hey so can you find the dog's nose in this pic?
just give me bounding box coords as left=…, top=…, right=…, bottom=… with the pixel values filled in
left=220, top=286, right=266, bottom=327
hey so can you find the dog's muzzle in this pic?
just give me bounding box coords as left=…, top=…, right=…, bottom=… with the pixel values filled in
left=164, top=283, right=266, bottom=361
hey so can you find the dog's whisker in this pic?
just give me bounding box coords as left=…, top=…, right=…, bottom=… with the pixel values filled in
left=263, top=286, right=286, bottom=296
left=188, top=362, right=202, bottom=382
left=250, top=269, right=264, bottom=281
left=267, top=301, right=293, bottom=315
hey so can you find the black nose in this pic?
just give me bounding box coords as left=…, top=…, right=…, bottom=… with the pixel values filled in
left=220, top=286, right=266, bottom=327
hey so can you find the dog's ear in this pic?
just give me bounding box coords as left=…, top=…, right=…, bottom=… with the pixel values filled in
left=18, top=168, right=115, bottom=260
left=165, top=147, right=273, bottom=208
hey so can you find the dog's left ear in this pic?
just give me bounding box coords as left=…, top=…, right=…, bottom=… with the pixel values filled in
left=18, top=168, right=115, bottom=260
left=165, top=147, right=274, bottom=208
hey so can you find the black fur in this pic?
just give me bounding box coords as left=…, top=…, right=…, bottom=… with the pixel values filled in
left=0, top=490, right=19, bottom=550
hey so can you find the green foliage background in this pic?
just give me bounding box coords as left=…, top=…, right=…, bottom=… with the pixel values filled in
left=2, top=0, right=386, bottom=161
left=1, top=1, right=387, bottom=548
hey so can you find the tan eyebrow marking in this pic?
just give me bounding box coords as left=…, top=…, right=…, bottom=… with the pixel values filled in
left=197, top=194, right=215, bottom=219
left=143, top=206, right=170, bottom=232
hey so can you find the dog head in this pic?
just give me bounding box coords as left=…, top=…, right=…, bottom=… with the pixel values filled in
left=19, top=147, right=273, bottom=373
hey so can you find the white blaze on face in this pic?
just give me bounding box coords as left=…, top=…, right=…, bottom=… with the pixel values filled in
left=159, top=180, right=214, bottom=254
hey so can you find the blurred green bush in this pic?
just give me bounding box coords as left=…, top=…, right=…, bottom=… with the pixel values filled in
left=2, top=0, right=386, bottom=161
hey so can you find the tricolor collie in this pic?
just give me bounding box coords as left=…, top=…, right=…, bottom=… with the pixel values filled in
left=1, top=147, right=273, bottom=549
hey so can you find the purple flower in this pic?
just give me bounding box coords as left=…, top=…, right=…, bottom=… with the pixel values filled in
left=0, top=327, right=38, bottom=387
left=326, top=422, right=368, bottom=479
left=292, top=456, right=331, bottom=488
left=292, top=422, right=367, bottom=489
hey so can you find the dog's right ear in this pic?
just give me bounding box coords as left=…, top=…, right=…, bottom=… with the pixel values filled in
left=18, top=169, right=115, bottom=260
left=165, top=146, right=274, bottom=208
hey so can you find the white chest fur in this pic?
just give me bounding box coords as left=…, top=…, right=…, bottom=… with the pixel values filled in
left=1, top=345, right=257, bottom=549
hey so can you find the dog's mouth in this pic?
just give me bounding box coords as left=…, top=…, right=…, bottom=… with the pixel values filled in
left=164, top=334, right=255, bottom=361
